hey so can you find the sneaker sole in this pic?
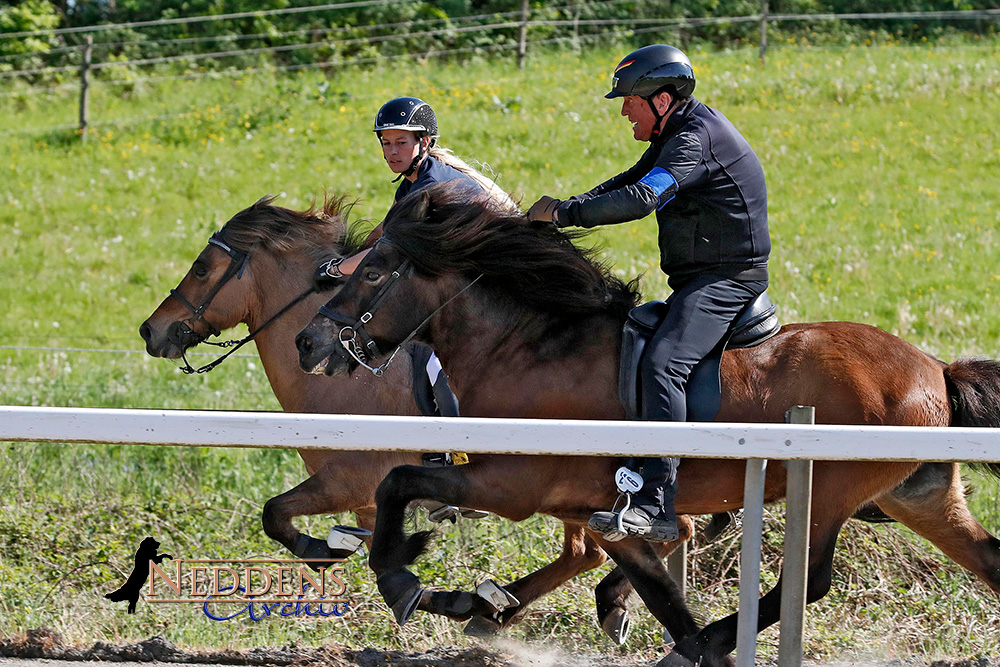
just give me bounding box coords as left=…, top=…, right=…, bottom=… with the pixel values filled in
left=588, top=515, right=679, bottom=543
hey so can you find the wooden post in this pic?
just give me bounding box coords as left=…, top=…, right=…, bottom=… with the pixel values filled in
left=779, top=406, right=815, bottom=667
left=517, top=0, right=529, bottom=70
left=759, top=0, right=769, bottom=64
left=79, top=35, right=93, bottom=142
left=571, top=1, right=581, bottom=54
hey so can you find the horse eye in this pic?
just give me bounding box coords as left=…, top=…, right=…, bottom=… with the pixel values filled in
left=365, top=270, right=380, bottom=282
left=194, top=264, right=208, bottom=278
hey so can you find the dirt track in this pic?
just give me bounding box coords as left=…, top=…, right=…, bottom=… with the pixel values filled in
left=2, top=630, right=996, bottom=667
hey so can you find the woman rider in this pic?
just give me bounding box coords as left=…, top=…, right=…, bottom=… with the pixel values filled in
left=322, top=96, right=513, bottom=521
left=363, top=96, right=516, bottom=245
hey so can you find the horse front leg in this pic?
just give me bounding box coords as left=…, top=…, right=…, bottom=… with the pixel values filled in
left=262, top=454, right=405, bottom=569
left=369, top=460, right=546, bottom=626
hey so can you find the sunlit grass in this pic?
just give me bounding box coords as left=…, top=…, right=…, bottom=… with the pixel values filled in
left=1, top=42, right=999, bottom=658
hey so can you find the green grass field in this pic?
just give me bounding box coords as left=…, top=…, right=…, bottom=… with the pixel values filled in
left=2, top=41, right=999, bottom=660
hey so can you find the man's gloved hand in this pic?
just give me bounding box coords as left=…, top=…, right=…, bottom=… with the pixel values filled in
left=314, top=257, right=345, bottom=291
left=527, top=195, right=563, bottom=224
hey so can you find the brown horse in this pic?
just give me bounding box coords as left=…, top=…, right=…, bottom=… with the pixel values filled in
left=294, top=182, right=1000, bottom=666
left=138, top=195, right=643, bottom=634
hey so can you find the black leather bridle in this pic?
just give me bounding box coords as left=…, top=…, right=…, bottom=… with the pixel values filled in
left=170, top=232, right=315, bottom=375
left=314, top=241, right=481, bottom=377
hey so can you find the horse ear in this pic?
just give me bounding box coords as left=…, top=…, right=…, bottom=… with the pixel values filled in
left=413, top=188, right=433, bottom=220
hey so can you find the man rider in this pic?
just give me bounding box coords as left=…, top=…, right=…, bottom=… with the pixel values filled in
left=527, top=45, right=770, bottom=542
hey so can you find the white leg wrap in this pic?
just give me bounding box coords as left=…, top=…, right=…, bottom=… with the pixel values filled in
left=326, top=525, right=371, bottom=554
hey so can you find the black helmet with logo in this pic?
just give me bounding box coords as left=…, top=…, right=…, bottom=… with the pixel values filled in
left=373, top=96, right=439, bottom=147
left=606, top=44, right=696, bottom=100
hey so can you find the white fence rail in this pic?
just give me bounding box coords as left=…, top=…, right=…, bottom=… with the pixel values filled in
left=3, top=405, right=1000, bottom=461
left=3, top=404, right=999, bottom=667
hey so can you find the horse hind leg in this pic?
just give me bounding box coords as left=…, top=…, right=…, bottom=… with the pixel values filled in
left=595, top=516, right=694, bottom=645
left=462, top=523, right=608, bottom=636
left=874, top=462, right=1000, bottom=594
left=598, top=535, right=702, bottom=652
left=667, top=461, right=919, bottom=667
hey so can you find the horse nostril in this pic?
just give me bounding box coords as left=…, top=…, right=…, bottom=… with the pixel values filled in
left=139, top=322, right=152, bottom=343
left=296, top=333, right=313, bottom=355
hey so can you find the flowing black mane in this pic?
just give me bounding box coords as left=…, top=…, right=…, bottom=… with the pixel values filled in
left=382, top=182, right=640, bottom=321
left=220, top=194, right=368, bottom=264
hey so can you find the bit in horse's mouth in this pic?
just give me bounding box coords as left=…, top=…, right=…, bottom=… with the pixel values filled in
left=309, top=356, right=329, bottom=375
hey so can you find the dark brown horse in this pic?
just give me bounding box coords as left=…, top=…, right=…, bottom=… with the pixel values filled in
left=138, top=195, right=647, bottom=635
left=295, top=183, right=1000, bottom=666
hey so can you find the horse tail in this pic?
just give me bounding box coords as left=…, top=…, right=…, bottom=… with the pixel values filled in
left=944, top=357, right=1000, bottom=481
left=429, top=147, right=519, bottom=213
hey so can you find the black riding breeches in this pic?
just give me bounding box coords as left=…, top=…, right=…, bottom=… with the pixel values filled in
left=634, top=274, right=767, bottom=515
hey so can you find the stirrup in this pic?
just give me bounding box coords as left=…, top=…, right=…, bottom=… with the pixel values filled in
left=593, top=493, right=633, bottom=542
left=593, top=466, right=645, bottom=542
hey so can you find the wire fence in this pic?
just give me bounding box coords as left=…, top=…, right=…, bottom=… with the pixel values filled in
left=1, top=5, right=998, bottom=139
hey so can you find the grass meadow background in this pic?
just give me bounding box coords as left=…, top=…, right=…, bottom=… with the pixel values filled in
left=2, top=40, right=999, bottom=661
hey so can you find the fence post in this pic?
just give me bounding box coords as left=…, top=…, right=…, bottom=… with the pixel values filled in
left=759, top=0, right=769, bottom=64
left=517, top=0, right=529, bottom=70
left=571, top=1, right=582, bottom=53
left=779, top=406, right=815, bottom=667
left=735, top=457, right=768, bottom=667
left=79, top=35, right=93, bottom=142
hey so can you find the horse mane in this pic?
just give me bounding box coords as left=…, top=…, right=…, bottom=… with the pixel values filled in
left=382, top=181, right=640, bottom=322
left=220, top=194, right=368, bottom=264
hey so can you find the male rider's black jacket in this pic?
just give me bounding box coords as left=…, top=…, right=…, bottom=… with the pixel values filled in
left=556, top=98, right=769, bottom=289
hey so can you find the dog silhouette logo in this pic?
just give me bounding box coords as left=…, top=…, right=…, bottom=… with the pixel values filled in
left=105, top=536, right=172, bottom=614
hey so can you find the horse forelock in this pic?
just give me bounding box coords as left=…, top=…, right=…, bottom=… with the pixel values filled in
left=382, top=181, right=640, bottom=320
left=219, top=194, right=368, bottom=265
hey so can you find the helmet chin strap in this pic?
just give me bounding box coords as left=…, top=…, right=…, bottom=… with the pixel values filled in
left=646, top=95, right=679, bottom=140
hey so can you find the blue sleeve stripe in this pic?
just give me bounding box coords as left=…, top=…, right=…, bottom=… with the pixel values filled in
left=638, top=167, right=678, bottom=210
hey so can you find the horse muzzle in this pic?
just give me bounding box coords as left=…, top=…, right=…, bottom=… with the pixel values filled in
left=139, top=319, right=201, bottom=359
left=296, top=328, right=355, bottom=377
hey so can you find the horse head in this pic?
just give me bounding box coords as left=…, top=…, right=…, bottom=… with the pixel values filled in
left=141, top=195, right=359, bottom=364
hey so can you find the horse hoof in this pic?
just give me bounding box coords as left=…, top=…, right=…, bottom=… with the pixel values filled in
left=428, top=504, right=461, bottom=523
left=600, top=607, right=631, bottom=645
left=655, top=651, right=697, bottom=667
left=377, top=570, right=423, bottom=626
left=476, top=579, right=519, bottom=612
left=293, top=533, right=348, bottom=571
left=464, top=615, right=502, bottom=637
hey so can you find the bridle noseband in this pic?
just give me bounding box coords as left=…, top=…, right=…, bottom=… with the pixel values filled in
left=315, top=242, right=482, bottom=377
left=169, top=231, right=315, bottom=375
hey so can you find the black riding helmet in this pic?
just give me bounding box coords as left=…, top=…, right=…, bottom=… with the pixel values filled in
left=606, top=45, right=696, bottom=139
left=374, top=97, right=440, bottom=182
